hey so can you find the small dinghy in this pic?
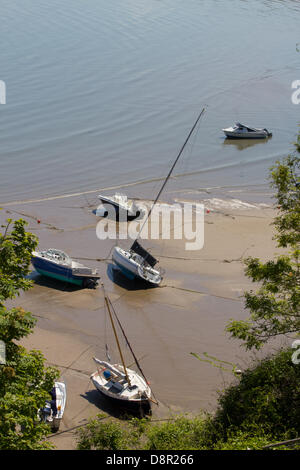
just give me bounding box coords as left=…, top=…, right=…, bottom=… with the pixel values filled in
left=31, top=248, right=100, bottom=287
left=91, top=287, right=156, bottom=414
left=39, top=381, right=66, bottom=432
left=222, top=122, right=272, bottom=139
left=97, top=193, right=143, bottom=221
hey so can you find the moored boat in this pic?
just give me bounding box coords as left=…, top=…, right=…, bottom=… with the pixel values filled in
left=98, top=193, right=143, bottom=221
left=91, top=359, right=152, bottom=411
left=112, top=243, right=162, bottom=285
left=91, top=286, right=155, bottom=414
left=222, top=122, right=272, bottom=139
left=39, top=381, right=66, bottom=432
left=31, top=248, right=100, bottom=287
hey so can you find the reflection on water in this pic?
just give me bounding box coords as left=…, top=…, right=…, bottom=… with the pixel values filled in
left=222, top=136, right=272, bottom=151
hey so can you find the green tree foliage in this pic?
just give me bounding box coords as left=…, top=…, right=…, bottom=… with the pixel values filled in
left=143, top=415, right=215, bottom=450
left=76, top=415, right=215, bottom=451
left=227, top=133, right=300, bottom=349
left=214, top=348, right=300, bottom=439
left=76, top=416, right=150, bottom=450
left=0, top=217, right=59, bottom=449
left=0, top=218, right=38, bottom=303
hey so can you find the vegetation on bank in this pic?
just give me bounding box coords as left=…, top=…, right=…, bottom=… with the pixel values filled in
left=227, top=133, right=299, bottom=350
left=0, top=217, right=59, bottom=450
left=76, top=348, right=300, bottom=450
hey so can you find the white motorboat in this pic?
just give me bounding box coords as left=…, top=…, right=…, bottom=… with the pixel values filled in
left=98, top=193, right=143, bottom=220
left=39, top=381, right=67, bottom=432
left=31, top=248, right=100, bottom=287
left=91, top=287, right=155, bottom=414
left=222, top=122, right=272, bottom=139
left=112, top=243, right=162, bottom=285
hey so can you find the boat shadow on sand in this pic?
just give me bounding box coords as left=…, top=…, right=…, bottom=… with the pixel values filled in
left=106, top=263, right=158, bottom=291
left=28, top=271, right=98, bottom=292
left=81, top=388, right=151, bottom=419
left=92, top=205, right=145, bottom=222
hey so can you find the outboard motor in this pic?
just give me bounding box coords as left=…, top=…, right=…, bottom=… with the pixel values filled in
left=40, top=401, right=53, bottom=422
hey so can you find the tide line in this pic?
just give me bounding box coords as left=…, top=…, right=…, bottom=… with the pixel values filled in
left=1, top=177, right=165, bottom=207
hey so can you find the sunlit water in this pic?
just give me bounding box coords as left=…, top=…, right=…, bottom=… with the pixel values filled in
left=0, top=0, right=299, bottom=203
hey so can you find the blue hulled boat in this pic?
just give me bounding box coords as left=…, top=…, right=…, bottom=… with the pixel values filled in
left=31, top=248, right=100, bottom=287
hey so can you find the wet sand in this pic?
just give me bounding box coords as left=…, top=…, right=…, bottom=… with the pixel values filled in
left=3, top=185, right=289, bottom=449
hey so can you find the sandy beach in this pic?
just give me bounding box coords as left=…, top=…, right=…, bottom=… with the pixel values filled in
left=3, top=184, right=288, bottom=450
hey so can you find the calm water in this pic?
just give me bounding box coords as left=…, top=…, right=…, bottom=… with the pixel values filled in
left=0, top=0, right=300, bottom=203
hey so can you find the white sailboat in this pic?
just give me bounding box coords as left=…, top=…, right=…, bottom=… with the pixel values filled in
left=91, top=286, right=156, bottom=414
left=112, top=107, right=206, bottom=285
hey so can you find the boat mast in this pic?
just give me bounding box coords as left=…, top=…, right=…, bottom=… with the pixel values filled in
left=108, top=297, right=159, bottom=405
left=132, top=106, right=206, bottom=247
left=104, top=294, right=131, bottom=386
left=108, top=300, right=149, bottom=381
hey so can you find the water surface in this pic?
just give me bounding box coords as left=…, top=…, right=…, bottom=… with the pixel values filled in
left=0, top=0, right=299, bottom=203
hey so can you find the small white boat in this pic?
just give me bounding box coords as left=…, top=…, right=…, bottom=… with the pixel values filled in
left=112, top=243, right=162, bottom=285
left=31, top=248, right=100, bottom=287
left=91, top=287, right=155, bottom=414
left=91, top=359, right=152, bottom=409
left=98, top=193, right=143, bottom=220
left=39, top=381, right=67, bottom=432
left=222, top=122, right=272, bottom=139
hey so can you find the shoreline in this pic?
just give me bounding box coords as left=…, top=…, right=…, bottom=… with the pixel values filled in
left=0, top=166, right=274, bottom=208
left=4, top=185, right=288, bottom=449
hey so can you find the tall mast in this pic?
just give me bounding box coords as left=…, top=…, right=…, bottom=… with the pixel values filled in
left=104, top=294, right=131, bottom=386
left=108, top=299, right=148, bottom=384
left=108, top=297, right=159, bottom=405
left=132, top=107, right=206, bottom=246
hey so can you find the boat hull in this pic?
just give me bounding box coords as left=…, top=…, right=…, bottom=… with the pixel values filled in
left=222, top=125, right=272, bottom=139
left=114, top=262, right=136, bottom=280
left=91, top=365, right=152, bottom=415
left=39, top=381, right=66, bottom=432
left=94, top=387, right=151, bottom=414
left=112, top=247, right=162, bottom=285
left=112, top=249, right=137, bottom=280
left=51, top=381, right=66, bottom=431
left=224, top=131, right=269, bottom=139
left=98, top=195, right=142, bottom=221
left=32, top=256, right=84, bottom=285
